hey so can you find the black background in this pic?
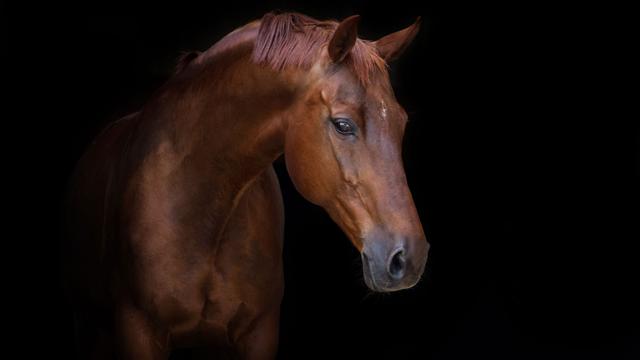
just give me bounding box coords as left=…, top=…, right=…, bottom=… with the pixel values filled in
left=5, top=1, right=638, bottom=359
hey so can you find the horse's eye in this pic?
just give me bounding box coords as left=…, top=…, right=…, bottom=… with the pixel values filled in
left=332, top=118, right=356, bottom=136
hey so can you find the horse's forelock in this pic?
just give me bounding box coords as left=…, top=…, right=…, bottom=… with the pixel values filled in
left=252, top=12, right=387, bottom=85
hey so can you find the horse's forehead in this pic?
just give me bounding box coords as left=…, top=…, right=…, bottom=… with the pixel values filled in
left=324, top=63, right=389, bottom=93
left=332, top=76, right=394, bottom=105
left=321, top=67, right=404, bottom=124
left=364, top=86, right=402, bottom=118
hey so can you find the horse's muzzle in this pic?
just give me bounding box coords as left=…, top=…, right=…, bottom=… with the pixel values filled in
left=361, top=235, right=429, bottom=292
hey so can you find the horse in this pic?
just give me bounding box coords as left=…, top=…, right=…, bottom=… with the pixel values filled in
left=63, top=12, right=429, bottom=359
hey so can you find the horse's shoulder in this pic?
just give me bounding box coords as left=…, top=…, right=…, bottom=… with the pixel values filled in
left=224, top=165, right=285, bottom=248
left=245, top=166, right=284, bottom=225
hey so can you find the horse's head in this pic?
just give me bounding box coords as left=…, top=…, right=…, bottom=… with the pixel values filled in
left=271, top=15, right=428, bottom=292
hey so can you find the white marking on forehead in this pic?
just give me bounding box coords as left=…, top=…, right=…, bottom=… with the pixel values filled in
left=381, top=101, right=388, bottom=120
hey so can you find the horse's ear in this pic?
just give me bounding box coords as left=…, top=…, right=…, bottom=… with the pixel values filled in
left=374, top=17, right=421, bottom=62
left=328, top=15, right=360, bottom=63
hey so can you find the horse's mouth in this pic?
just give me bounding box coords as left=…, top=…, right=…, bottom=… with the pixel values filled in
left=362, top=252, right=385, bottom=292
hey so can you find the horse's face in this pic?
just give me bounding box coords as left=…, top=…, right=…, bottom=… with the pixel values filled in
left=284, top=17, right=428, bottom=292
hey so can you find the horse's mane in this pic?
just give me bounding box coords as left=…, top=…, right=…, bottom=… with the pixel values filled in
left=253, top=12, right=387, bottom=85
left=175, top=12, right=387, bottom=85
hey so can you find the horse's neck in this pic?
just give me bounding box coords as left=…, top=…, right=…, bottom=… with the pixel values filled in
left=131, top=39, right=298, bottom=245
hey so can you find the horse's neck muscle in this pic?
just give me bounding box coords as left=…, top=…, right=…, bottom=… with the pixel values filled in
left=127, top=39, right=296, bottom=254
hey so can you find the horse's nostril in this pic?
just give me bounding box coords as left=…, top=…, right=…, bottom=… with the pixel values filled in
left=388, top=248, right=406, bottom=279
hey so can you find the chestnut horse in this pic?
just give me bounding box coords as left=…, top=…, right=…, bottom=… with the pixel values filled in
left=64, top=12, right=429, bottom=359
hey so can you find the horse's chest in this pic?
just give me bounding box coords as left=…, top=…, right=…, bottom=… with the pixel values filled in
left=137, top=167, right=284, bottom=346
left=168, top=222, right=283, bottom=346
left=169, top=260, right=281, bottom=347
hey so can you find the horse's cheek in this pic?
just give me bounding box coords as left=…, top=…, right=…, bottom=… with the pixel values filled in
left=284, top=132, right=331, bottom=206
